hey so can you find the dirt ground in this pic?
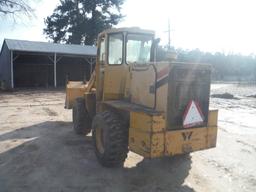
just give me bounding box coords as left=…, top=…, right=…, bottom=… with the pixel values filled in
left=0, top=84, right=256, bottom=192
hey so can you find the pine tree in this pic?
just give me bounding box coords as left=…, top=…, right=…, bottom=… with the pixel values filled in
left=44, top=0, right=124, bottom=45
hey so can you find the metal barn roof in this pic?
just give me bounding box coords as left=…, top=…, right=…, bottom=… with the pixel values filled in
left=4, top=39, right=97, bottom=56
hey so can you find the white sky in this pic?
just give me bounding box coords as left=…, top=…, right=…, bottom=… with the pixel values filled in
left=1, top=0, right=256, bottom=55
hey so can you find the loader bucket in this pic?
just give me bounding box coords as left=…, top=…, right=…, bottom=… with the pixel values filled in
left=65, top=81, right=86, bottom=109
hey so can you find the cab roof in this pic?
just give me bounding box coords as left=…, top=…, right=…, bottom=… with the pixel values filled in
left=99, top=27, right=155, bottom=36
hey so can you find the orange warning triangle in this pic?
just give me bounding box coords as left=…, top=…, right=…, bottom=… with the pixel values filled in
left=183, top=100, right=204, bottom=128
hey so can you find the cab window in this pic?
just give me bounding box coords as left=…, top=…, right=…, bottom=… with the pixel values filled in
left=126, top=34, right=152, bottom=64
left=108, top=33, right=123, bottom=65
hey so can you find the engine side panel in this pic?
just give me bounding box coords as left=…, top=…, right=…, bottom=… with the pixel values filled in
left=167, top=63, right=211, bottom=130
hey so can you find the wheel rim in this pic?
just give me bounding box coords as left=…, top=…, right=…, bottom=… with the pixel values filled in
left=95, top=125, right=105, bottom=154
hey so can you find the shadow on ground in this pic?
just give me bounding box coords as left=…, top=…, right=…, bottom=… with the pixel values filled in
left=0, top=121, right=194, bottom=192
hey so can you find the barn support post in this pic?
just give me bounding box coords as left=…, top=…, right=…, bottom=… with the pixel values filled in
left=10, top=50, right=14, bottom=88
left=54, top=53, right=57, bottom=87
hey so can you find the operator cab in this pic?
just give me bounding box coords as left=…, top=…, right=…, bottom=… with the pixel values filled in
left=97, top=27, right=155, bottom=66
left=95, top=27, right=157, bottom=103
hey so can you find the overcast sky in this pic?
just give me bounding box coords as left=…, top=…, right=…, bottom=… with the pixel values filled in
left=1, top=0, right=256, bottom=55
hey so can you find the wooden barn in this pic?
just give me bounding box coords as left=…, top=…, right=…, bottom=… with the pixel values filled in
left=0, top=39, right=96, bottom=89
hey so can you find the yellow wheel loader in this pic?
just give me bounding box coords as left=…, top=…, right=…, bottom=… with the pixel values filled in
left=65, top=27, right=218, bottom=167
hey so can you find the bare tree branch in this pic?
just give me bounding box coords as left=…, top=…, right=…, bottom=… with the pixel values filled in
left=0, top=0, right=34, bottom=18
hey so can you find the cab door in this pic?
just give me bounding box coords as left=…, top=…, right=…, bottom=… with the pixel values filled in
left=103, top=33, right=129, bottom=100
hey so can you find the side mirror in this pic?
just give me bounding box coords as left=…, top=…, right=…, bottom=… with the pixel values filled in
left=150, top=38, right=161, bottom=62
left=153, top=38, right=161, bottom=46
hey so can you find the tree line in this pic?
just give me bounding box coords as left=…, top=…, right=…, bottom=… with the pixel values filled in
left=177, top=49, right=256, bottom=81
left=157, top=47, right=256, bottom=82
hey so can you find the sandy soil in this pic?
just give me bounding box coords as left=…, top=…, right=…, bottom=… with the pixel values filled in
left=0, top=84, right=255, bottom=192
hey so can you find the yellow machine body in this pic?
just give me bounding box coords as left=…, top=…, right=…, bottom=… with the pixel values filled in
left=129, top=110, right=218, bottom=158
left=65, top=27, right=218, bottom=159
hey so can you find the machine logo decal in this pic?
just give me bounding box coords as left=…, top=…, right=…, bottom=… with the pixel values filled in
left=182, top=131, right=193, bottom=141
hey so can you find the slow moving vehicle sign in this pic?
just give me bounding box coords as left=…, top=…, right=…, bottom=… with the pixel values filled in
left=183, top=100, right=204, bottom=128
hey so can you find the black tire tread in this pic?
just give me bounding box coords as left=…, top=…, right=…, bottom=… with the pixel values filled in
left=73, top=97, right=91, bottom=135
left=92, top=111, right=128, bottom=167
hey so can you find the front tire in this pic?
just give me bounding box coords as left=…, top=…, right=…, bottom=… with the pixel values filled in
left=72, top=97, right=92, bottom=135
left=92, top=111, right=128, bottom=167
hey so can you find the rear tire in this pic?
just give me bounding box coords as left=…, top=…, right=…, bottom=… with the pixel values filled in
left=92, top=111, right=128, bottom=167
left=72, top=97, right=92, bottom=135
